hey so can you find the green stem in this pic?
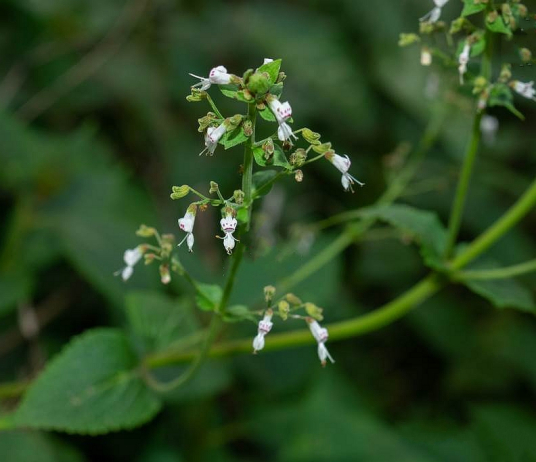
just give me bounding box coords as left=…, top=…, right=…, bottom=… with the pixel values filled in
left=443, top=112, right=482, bottom=257
left=454, top=258, right=536, bottom=281
left=242, top=103, right=257, bottom=205
left=451, top=176, right=536, bottom=270
left=206, top=93, right=224, bottom=119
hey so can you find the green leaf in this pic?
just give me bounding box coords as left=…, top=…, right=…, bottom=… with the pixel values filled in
left=269, top=82, right=284, bottom=98
left=223, top=304, right=257, bottom=323
left=470, top=33, right=486, bottom=57
left=252, top=170, right=278, bottom=197
left=253, top=146, right=268, bottom=167
left=126, top=291, right=198, bottom=352
left=258, top=107, right=276, bottom=122
left=358, top=204, right=447, bottom=269
left=256, top=59, right=281, bottom=85
left=486, top=15, right=512, bottom=36
left=219, top=84, right=238, bottom=99
left=461, top=0, right=486, bottom=17
left=194, top=283, right=223, bottom=311
left=0, top=431, right=85, bottom=462
left=459, top=259, right=535, bottom=313
left=220, top=127, right=249, bottom=150
left=488, top=84, right=524, bottom=120
left=273, top=144, right=292, bottom=169
left=14, top=329, right=161, bottom=434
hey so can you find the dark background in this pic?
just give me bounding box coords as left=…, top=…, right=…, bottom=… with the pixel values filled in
left=1, top=0, right=536, bottom=460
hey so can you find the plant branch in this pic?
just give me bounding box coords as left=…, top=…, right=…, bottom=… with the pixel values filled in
left=454, top=258, right=536, bottom=280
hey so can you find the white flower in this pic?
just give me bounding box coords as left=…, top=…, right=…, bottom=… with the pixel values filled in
left=480, top=115, right=499, bottom=146
left=458, top=42, right=471, bottom=85
left=512, top=81, right=536, bottom=101
left=252, top=310, right=274, bottom=353
left=219, top=213, right=239, bottom=255
left=178, top=207, right=196, bottom=252
left=200, top=123, right=226, bottom=156
left=267, top=97, right=298, bottom=143
left=420, top=0, right=449, bottom=23
left=263, top=58, right=274, bottom=64
left=325, top=152, right=365, bottom=193
left=189, top=65, right=232, bottom=91
left=307, top=319, right=334, bottom=366
left=115, top=246, right=143, bottom=281
left=420, top=47, right=432, bottom=66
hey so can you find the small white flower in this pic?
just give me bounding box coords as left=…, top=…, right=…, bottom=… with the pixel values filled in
left=115, top=246, right=143, bottom=282
left=420, top=0, right=449, bottom=23
left=325, top=152, right=365, bottom=193
left=512, top=80, right=536, bottom=101
left=263, top=58, right=274, bottom=64
left=458, top=42, right=471, bottom=85
left=200, top=122, right=227, bottom=156
left=178, top=207, right=196, bottom=252
left=267, top=97, right=298, bottom=143
left=480, top=115, right=499, bottom=146
left=218, top=213, right=239, bottom=255
left=420, top=47, right=432, bottom=66
left=307, top=319, right=334, bottom=366
left=252, top=310, right=274, bottom=353
left=189, top=65, right=232, bottom=91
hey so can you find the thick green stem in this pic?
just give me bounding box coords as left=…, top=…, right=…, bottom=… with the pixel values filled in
left=242, top=103, right=257, bottom=205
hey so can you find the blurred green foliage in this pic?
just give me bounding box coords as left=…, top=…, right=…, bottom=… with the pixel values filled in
left=1, top=0, right=536, bottom=460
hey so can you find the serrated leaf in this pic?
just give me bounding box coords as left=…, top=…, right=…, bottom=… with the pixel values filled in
left=14, top=329, right=161, bottom=434
left=486, top=15, right=512, bottom=36
left=358, top=204, right=447, bottom=269
left=219, top=84, right=238, bottom=99
left=273, top=144, right=291, bottom=169
left=220, top=127, right=249, bottom=150
left=195, top=283, right=223, bottom=311
left=461, top=0, right=486, bottom=17
left=126, top=291, right=198, bottom=352
left=256, top=59, right=281, bottom=85
left=252, top=170, right=278, bottom=197
left=460, top=259, right=535, bottom=313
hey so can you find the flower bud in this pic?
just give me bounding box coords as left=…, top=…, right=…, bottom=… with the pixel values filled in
left=285, top=293, right=302, bottom=305
left=197, top=112, right=217, bottom=132
left=159, top=264, right=171, bottom=285
left=247, top=71, right=272, bottom=95
left=262, top=139, right=275, bottom=160
left=312, top=143, right=332, bottom=154
left=243, top=119, right=253, bottom=137
left=486, top=10, right=498, bottom=23
left=517, top=4, right=527, bottom=17
left=144, top=253, right=156, bottom=265
left=209, top=181, right=219, bottom=194
left=294, top=170, right=304, bottom=183
left=398, top=33, right=420, bottom=47
left=449, top=18, right=465, bottom=34
left=186, top=88, right=207, bottom=102
left=520, top=48, right=532, bottom=63
left=170, top=185, right=190, bottom=200
left=264, top=285, right=276, bottom=303
left=305, top=302, right=324, bottom=321
left=302, top=128, right=321, bottom=145
left=136, top=224, right=156, bottom=237
left=233, top=190, right=245, bottom=204
left=499, top=63, right=512, bottom=83
left=290, top=148, right=307, bottom=166
left=278, top=300, right=290, bottom=321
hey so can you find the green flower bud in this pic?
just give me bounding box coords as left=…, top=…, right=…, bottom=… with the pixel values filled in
left=243, top=119, right=253, bottom=137
left=398, top=33, right=420, bottom=47
left=227, top=114, right=244, bottom=130
left=499, top=63, right=512, bottom=83
left=305, top=302, right=323, bottom=321
left=520, top=48, right=532, bottom=63
left=289, top=148, right=308, bottom=167
left=242, top=68, right=254, bottom=83
left=264, top=285, right=276, bottom=303
left=233, top=190, right=245, bottom=204
left=278, top=300, right=290, bottom=321
left=209, top=181, right=219, bottom=194
left=312, top=142, right=332, bottom=154
left=247, top=71, right=272, bottom=96
left=285, top=293, right=302, bottom=305
left=276, top=71, right=287, bottom=83
left=136, top=224, right=156, bottom=237
left=262, top=139, right=275, bottom=160
left=487, top=10, right=498, bottom=23
left=449, top=18, right=465, bottom=34
left=198, top=112, right=217, bottom=132
left=186, top=88, right=207, bottom=102
left=473, top=76, right=488, bottom=94
left=302, top=128, right=321, bottom=145
left=144, top=253, right=157, bottom=265
left=170, top=185, right=190, bottom=200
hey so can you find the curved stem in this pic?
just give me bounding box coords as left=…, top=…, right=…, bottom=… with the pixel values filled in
left=454, top=258, right=536, bottom=281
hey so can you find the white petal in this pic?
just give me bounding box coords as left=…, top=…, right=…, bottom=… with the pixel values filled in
left=331, top=154, right=351, bottom=174
left=318, top=343, right=335, bottom=366
left=277, top=122, right=297, bottom=142
left=209, top=66, right=232, bottom=85
left=434, top=0, right=449, bottom=7
left=178, top=213, right=195, bottom=233
left=223, top=234, right=236, bottom=254
left=258, top=319, right=273, bottom=334
left=187, top=233, right=194, bottom=252
left=220, top=216, right=237, bottom=232
left=124, top=248, right=142, bottom=267
left=253, top=333, right=265, bottom=352
left=121, top=266, right=134, bottom=281
left=263, top=58, right=274, bottom=64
